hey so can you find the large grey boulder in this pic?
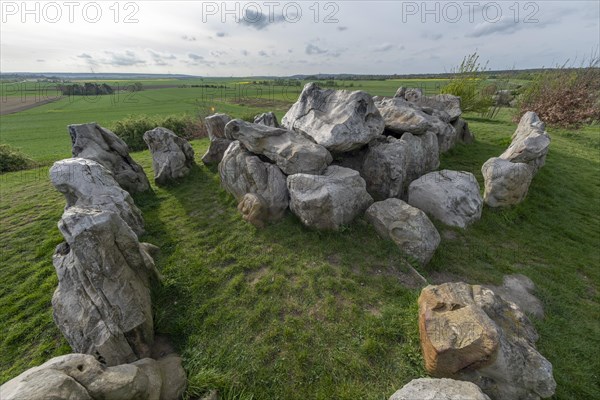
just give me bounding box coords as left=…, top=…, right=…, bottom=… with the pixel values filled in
left=225, top=119, right=332, bottom=175
left=219, top=141, right=289, bottom=222
left=281, top=82, right=385, bottom=152
left=287, top=166, right=373, bottom=230
left=68, top=123, right=150, bottom=194
left=202, top=138, right=233, bottom=165
left=482, top=112, right=550, bottom=208
left=485, top=274, right=545, bottom=319
left=374, top=97, right=458, bottom=152
left=52, top=207, right=159, bottom=366
left=410, top=93, right=462, bottom=122
left=254, top=111, right=279, bottom=127
left=404, top=87, right=423, bottom=102
left=375, top=97, right=433, bottom=135
left=361, top=132, right=439, bottom=200
left=500, top=112, right=550, bottom=173
left=0, top=353, right=186, bottom=400
left=205, top=113, right=232, bottom=140
left=389, top=378, right=491, bottom=400
left=419, top=282, right=556, bottom=400
left=202, top=113, right=233, bottom=165
left=50, top=158, right=144, bottom=236
left=481, top=157, right=534, bottom=208
left=143, top=127, right=195, bottom=185
left=366, top=198, right=440, bottom=265
left=408, top=170, right=483, bottom=228
left=452, top=117, right=474, bottom=144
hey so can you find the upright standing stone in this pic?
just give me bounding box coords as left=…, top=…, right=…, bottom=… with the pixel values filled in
left=143, top=127, right=195, bottom=185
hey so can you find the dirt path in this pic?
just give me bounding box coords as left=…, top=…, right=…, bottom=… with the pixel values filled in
left=0, top=97, right=61, bottom=116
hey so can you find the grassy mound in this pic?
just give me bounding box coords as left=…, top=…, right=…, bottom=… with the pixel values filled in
left=0, top=111, right=598, bottom=399
left=0, top=144, right=34, bottom=173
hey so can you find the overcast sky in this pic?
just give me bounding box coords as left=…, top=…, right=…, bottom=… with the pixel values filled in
left=1, top=1, right=599, bottom=76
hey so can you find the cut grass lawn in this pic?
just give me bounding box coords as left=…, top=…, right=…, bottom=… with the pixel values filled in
left=0, top=110, right=599, bottom=399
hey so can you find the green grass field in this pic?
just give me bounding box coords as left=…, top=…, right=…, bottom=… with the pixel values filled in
left=0, top=79, right=599, bottom=399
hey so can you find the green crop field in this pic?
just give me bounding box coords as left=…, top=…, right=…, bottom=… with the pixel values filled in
left=0, top=78, right=599, bottom=399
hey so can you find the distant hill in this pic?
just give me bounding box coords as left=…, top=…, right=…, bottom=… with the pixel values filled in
left=0, top=72, right=201, bottom=80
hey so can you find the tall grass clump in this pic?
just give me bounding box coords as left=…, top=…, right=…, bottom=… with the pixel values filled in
left=111, top=114, right=207, bottom=151
left=0, top=144, right=34, bottom=173
left=516, top=54, right=600, bottom=127
left=441, top=52, right=494, bottom=114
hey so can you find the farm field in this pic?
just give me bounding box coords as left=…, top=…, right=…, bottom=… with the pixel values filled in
left=0, top=78, right=599, bottom=400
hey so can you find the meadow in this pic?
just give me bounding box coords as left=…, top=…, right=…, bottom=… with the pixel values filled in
left=0, top=78, right=598, bottom=399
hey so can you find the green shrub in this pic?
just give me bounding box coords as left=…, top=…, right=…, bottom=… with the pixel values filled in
left=111, top=114, right=207, bottom=151
left=441, top=52, right=494, bottom=115
left=0, top=144, right=34, bottom=173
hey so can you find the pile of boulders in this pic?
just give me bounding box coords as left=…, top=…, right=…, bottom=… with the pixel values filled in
left=1, top=123, right=188, bottom=399
left=204, top=83, right=477, bottom=265
left=482, top=111, right=550, bottom=207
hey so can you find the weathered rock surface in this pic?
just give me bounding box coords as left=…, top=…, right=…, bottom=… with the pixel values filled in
left=375, top=97, right=433, bottom=135
left=500, top=112, right=551, bottom=173
left=254, top=111, right=279, bottom=127
left=281, top=82, right=385, bottom=152
left=452, top=118, right=474, bottom=144
left=366, top=198, right=440, bottom=265
left=237, top=193, right=269, bottom=228
left=202, top=113, right=234, bottom=165
left=404, top=87, right=423, bottom=102
left=50, top=158, right=145, bottom=236
left=375, top=97, right=458, bottom=152
left=202, top=138, right=233, bottom=165
left=389, top=378, right=491, bottom=400
left=225, top=119, right=332, bottom=175
left=219, top=141, right=289, bottom=221
left=68, top=123, right=150, bottom=194
left=52, top=207, right=159, bottom=366
left=205, top=113, right=232, bottom=140
left=481, top=158, right=533, bottom=208
left=485, top=274, right=544, bottom=319
left=419, top=282, right=556, bottom=400
left=143, top=127, right=195, bottom=185
left=287, top=166, right=373, bottom=230
left=0, top=353, right=186, bottom=400
left=362, top=132, right=439, bottom=200
left=408, top=170, right=483, bottom=228
left=412, top=94, right=462, bottom=122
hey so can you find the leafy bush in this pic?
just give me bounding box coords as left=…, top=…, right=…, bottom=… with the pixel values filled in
left=0, top=144, right=34, bottom=173
left=111, top=114, right=207, bottom=151
left=441, top=52, right=494, bottom=115
left=515, top=56, right=600, bottom=127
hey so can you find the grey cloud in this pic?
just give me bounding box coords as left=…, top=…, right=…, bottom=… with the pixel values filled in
left=216, top=31, right=226, bottom=37
left=422, top=32, right=443, bottom=40
left=36, top=59, right=45, bottom=62
left=103, top=50, right=146, bottom=66
left=241, top=50, right=249, bottom=56
left=306, top=44, right=328, bottom=55
left=337, top=26, right=348, bottom=31
left=239, top=9, right=288, bottom=30
left=182, top=35, right=197, bottom=41
left=148, top=50, right=176, bottom=66
left=211, top=50, right=228, bottom=58
left=258, top=50, right=269, bottom=57
left=306, top=43, right=344, bottom=58
left=77, top=53, right=92, bottom=59
left=187, top=53, right=215, bottom=67
left=374, top=43, right=394, bottom=52
left=467, top=17, right=548, bottom=38
left=188, top=53, right=204, bottom=61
